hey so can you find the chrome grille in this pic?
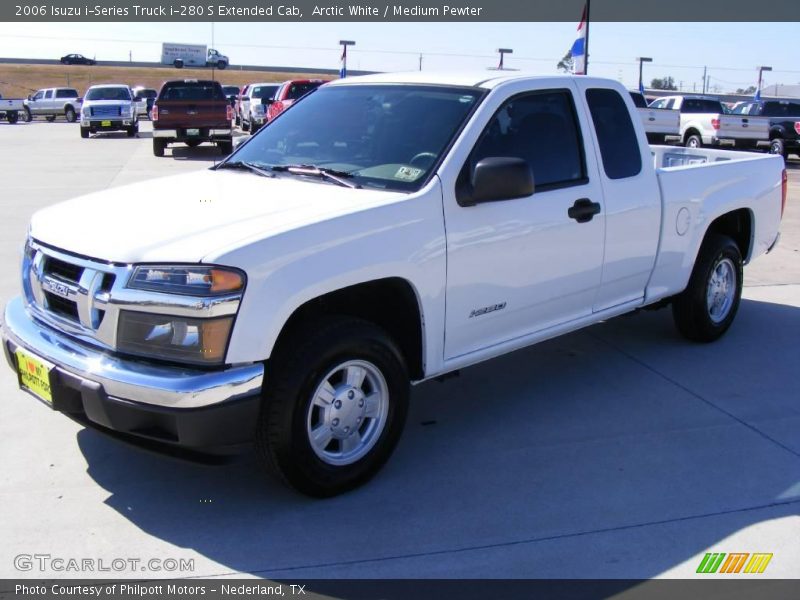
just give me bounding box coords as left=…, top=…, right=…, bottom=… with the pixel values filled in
left=90, top=105, right=121, bottom=117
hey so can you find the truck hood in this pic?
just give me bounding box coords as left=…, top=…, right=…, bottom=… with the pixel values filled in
left=30, top=170, right=404, bottom=264
left=83, top=99, right=131, bottom=107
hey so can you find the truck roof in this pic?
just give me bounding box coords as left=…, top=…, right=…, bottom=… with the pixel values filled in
left=327, top=71, right=621, bottom=90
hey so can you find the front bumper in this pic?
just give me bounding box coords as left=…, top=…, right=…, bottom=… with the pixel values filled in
left=81, top=118, right=134, bottom=130
left=2, top=296, right=264, bottom=451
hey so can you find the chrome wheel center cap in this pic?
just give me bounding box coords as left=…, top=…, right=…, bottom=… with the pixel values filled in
left=329, top=386, right=365, bottom=438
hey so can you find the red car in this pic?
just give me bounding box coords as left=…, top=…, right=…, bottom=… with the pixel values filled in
left=266, top=79, right=328, bottom=122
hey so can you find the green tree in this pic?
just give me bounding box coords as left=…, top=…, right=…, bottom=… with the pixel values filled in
left=650, top=76, right=677, bottom=91
left=736, top=85, right=757, bottom=94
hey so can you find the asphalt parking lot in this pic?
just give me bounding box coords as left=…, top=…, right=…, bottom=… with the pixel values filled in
left=0, top=120, right=798, bottom=581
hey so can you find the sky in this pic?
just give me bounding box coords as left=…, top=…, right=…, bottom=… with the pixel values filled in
left=0, top=21, right=798, bottom=94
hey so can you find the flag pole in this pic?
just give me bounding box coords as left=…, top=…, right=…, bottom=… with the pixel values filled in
left=584, top=0, right=591, bottom=75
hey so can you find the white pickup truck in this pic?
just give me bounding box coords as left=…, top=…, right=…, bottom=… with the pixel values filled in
left=649, top=94, right=769, bottom=149
left=629, top=91, right=679, bottom=143
left=0, top=97, right=24, bottom=123
left=2, top=73, right=785, bottom=497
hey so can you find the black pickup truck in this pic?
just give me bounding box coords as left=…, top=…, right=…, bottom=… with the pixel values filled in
left=731, top=99, right=800, bottom=160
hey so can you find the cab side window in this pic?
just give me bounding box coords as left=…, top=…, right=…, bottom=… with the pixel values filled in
left=586, top=88, right=642, bottom=180
left=468, top=89, right=586, bottom=190
left=44, top=90, right=53, bottom=100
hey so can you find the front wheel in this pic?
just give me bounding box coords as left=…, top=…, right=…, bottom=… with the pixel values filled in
left=256, top=317, right=409, bottom=497
left=672, top=234, right=743, bottom=343
left=80, top=126, right=89, bottom=138
left=769, top=138, right=787, bottom=160
left=22, top=107, right=31, bottom=122
left=6, top=111, right=18, bottom=124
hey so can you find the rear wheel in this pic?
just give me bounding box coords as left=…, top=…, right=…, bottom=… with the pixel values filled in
left=672, top=234, right=743, bottom=343
left=6, top=111, right=18, bottom=124
left=769, top=138, right=787, bottom=160
left=685, top=133, right=702, bottom=148
left=64, top=106, right=76, bottom=122
left=152, top=138, right=166, bottom=157
left=217, top=60, right=227, bottom=70
left=256, top=317, right=409, bottom=497
left=218, top=140, right=233, bottom=155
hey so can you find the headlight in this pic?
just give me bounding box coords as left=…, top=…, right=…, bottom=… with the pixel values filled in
left=127, top=265, right=244, bottom=296
left=117, top=311, right=233, bottom=365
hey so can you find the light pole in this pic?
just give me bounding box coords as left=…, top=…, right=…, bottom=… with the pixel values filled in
left=496, top=48, right=513, bottom=70
left=339, top=40, right=355, bottom=78
left=756, top=65, right=772, bottom=99
left=637, top=57, right=652, bottom=94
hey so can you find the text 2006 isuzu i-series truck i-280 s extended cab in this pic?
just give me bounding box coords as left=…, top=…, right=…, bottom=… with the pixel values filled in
left=2, top=73, right=786, bottom=496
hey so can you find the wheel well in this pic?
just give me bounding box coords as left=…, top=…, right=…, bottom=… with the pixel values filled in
left=64, top=104, right=74, bottom=112
left=705, top=209, right=753, bottom=262
left=273, top=278, right=425, bottom=379
left=683, top=128, right=701, bottom=142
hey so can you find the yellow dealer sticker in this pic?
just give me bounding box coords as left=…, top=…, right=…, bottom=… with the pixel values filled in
left=101, top=120, right=111, bottom=127
left=15, top=349, right=53, bottom=404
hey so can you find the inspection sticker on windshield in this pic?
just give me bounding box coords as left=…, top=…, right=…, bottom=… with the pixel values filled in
left=394, top=166, right=423, bottom=181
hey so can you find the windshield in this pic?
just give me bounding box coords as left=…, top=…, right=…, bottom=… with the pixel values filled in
left=86, top=87, right=131, bottom=101
left=159, top=82, right=224, bottom=101
left=252, top=85, right=279, bottom=99
left=228, top=84, right=483, bottom=192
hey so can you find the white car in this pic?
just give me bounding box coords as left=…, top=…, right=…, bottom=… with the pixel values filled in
left=23, top=87, right=82, bottom=123
left=240, top=82, right=279, bottom=133
left=131, top=86, right=157, bottom=119
left=4, top=72, right=785, bottom=497
left=79, top=84, right=138, bottom=138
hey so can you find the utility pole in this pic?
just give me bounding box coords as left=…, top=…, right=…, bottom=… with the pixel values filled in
left=419, top=53, right=423, bottom=71
left=702, top=66, right=707, bottom=94
left=756, top=65, right=772, bottom=99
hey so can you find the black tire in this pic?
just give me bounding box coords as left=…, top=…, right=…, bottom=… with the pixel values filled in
left=217, top=60, right=227, bottom=70
left=64, top=106, right=76, bottom=123
left=256, top=317, right=410, bottom=497
left=126, top=125, right=138, bottom=137
left=218, top=140, right=233, bottom=155
left=23, top=107, right=31, bottom=122
left=152, top=138, right=166, bottom=157
left=684, top=133, right=703, bottom=148
left=672, top=234, right=743, bottom=343
left=769, top=138, right=787, bottom=160
left=241, top=118, right=250, bottom=132
left=185, top=139, right=202, bottom=148
left=250, top=123, right=260, bottom=135
left=80, top=126, right=89, bottom=139
left=45, top=115, right=56, bottom=123
left=7, top=111, right=18, bottom=124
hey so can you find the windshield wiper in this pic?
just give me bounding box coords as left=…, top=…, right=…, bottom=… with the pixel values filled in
left=215, top=160, right=275, bottom=178
left=271, top=164, right=361, bottom=189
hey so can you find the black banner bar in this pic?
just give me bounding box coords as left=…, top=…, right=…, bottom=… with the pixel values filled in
left=3, top=0, right=800, bottom=22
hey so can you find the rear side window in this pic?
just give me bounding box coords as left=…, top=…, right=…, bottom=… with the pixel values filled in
left=762, top=102, right=800, bottom=117
left=159, top=82, right=225, bottom=101
left=682, top=98, right=723, bottom=113
left=44, top=90, right=53, bottom=99
left=285, top=81, right=323, bottom=100
left=629, top=92, right=647, bottom=108
left=470, top=89, right=586, bottom=190
left=56, top=89, right=78, bottom=98
left=586, top=88, right=642, bottom=180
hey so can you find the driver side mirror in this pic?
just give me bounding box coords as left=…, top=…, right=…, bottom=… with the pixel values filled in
left=27, top=95, right=32, bottom=101
left=457, top=157, right=535, bottom=207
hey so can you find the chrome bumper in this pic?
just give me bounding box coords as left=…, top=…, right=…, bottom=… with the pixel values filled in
left=152, top=129, right=231, bottom=137
left=2, top=296, right=264, bottom=409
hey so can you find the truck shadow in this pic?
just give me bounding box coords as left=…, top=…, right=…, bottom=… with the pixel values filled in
left=76, top=296, right=800, bottom=580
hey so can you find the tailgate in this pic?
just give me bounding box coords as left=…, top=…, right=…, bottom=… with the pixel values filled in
left=718, top=114, right=768, bottom=140
left=639, top=107, right=679, bottom=135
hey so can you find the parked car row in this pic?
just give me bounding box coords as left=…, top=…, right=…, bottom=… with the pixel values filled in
left=631, top=92, right=800, bottom=162
left=235, top=79, right=328, bottom=134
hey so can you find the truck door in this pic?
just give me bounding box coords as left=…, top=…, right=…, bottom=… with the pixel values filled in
left=439, top=80, right=606, bottom=360
left=573, top=82, right=662, bottom=311
left=42, top=89, right=54, bottom=113
left=28, top=90, right=44, bottom=115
